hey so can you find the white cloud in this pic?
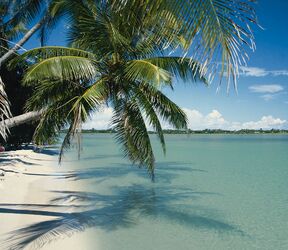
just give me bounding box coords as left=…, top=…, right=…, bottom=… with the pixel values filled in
left=83, top=107, right=287, bottom=131
left=240, top=66, right=288, bottom=77
left=83, top=107, right=113, bottom=129
left=237, top=116, right=286, bottom=130
left=271, top=70, right=288, bottom=76
left=204, top=110, right=228, bottom=128
left=260, top=94, right=275, bottom=101
left=240, top=66, right=268, bottom=77
left=248, top=84, right=284, bottom=93
left=183, top=109, right=286, bottom=130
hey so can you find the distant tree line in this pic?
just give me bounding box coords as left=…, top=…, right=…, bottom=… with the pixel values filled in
left=68, top=128, right=288, bottom=135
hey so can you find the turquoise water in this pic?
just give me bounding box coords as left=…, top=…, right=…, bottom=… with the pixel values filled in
left=61, top=134, right=288, bottom=250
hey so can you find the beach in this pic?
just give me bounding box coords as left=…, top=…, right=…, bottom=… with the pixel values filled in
left=0, top=149, right=94, bottom=250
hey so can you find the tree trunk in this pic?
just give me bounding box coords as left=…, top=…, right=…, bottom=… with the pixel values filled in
left=0, top=14, right=48, bottom=67
left=0, top=76, right=11, bottom=140
left=0, top=13, right=48, bottom=140
left=1, top=110, right=42, bottom=129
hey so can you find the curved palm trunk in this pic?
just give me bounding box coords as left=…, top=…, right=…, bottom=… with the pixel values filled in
left=1, top=110, right=42, bottom=129
left=0, top=76, right=11, bottom=140
left=0, top=14, right=48, bottom=67
left=0, top=13, right=48, bottom=140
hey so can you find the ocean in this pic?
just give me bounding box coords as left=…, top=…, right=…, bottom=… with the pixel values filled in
left=59, top=134, right=288, bottom=250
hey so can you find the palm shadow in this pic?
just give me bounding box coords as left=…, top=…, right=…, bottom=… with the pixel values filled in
left=58, top=161, right=207, bottom=184
left=0, top=157, right=39, bottom=166
left=1, top=185, right=246, bottom=250
left=0, top=161, right=247, bottom=249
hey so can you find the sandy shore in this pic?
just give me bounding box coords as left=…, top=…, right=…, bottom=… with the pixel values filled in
left=0, top=149, right=95, bottom=250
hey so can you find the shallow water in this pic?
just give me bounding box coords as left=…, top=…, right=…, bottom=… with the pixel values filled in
left=61, top=134, right=288, bottom=250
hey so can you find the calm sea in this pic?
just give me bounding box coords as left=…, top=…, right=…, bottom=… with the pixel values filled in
left=60, top=134, right=288, bottom=250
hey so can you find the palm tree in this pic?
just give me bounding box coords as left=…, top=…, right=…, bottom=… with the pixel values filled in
left=2, top=0, right=258, bottom=137
left=0, top=0, right=45, bottom=138
left=11, top=0, right=258, bottom=178
left=0, top=0, right=70, bottom=138
left=0, top=0, right=62, bottom=66
left=11, top=1, right=205, bottom=178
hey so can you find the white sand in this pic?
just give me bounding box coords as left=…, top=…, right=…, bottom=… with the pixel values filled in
left=0, top=149, right=95, bottom=250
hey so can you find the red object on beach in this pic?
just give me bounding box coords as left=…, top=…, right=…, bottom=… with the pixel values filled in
left=0, top=146, right=5, bottom=152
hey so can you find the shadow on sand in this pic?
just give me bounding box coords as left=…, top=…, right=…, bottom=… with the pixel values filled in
left=0, top=161, right=246, bottom=250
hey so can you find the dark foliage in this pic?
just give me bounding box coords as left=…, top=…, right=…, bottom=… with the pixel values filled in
left=0, top=66, right=37, bottom=148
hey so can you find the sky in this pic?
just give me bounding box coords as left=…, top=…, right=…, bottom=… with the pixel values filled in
left=24, top=0, right=288, bottom=130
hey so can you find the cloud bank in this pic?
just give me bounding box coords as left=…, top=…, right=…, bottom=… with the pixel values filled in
left=248, top=84, right=284, bottom=93
left=248, top=84, right=285, bottom=101
left=240, top=66, right=288, bottom=77
left=83, top=107, right=114, bottom=130
left=83, top=107, right=287, bottom=131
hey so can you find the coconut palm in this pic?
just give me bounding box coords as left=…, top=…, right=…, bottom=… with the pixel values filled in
left=10, top=0, right=258, bottom=177
left=11, top=1, right=208, bottom=178
left=0, top=0, right=63, bottom=66
left=0, top=0, right=55, bottom=139
left=3, top=0, right=258, bottom=133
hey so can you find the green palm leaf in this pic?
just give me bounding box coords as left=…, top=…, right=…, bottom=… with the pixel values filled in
left=9, top=46, right=97, bottom=68
left=133, top=84, right=166, bottom=154
left=112, top=100, right=155, bottom=179
left=31, top=77, right=108, bottom=161
left=142, top=57, right=207, bottom=84
left=23, top=56, right=98, bottom=84
left=112, top=0, right=258, bottom=87
left=2, top=0, right=43, bottom=32
left=139, top=82, right=187, bottom=130
left=125, top=60, right=171, bottom=86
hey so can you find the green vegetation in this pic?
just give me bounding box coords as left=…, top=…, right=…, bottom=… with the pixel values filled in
left=75, top=129, right=288, bottom=135
left=161, top=129, right=288, bottom=134
left=0, top=0, right=52, bottom=140
left=0, top=65, right=37, bottom=148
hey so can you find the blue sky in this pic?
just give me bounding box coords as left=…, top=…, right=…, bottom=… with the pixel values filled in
left=24, top=0, right=288, bottom=130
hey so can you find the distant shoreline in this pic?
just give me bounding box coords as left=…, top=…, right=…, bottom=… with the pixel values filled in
left=64, top=129, right=288, bottom=135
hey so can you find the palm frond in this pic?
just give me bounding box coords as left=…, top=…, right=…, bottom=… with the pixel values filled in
left=139, top=82, right=187, bottom=130
left=68, top=2, right=132, bottom=58
left=3, top=21, right=28, bottom=41
left=59, top=79, right=108, bottom=162
left=59, top=79, right=107, bottom=159
left=33, top=105, right=69, bottom=146
left=59, top=103, right=83, bottom=162
left=70, top=78, right=108, bottom=114
left=3, top=0, right=43, bottom=32
left=25, top=79, right=78, bottom=111
left=31, top=77, right=107, bottom=160
left=125, top=60, right=171, bottom=86
left=173, top=0, right=257, bottom=88
left=141, top=57, right=207, bottom=84
left=23, top=56, right=98, bottom=84
left=112, top=0, right=258, bottom=87
left=132, top=84, right=166, bottom=154
left=112, top=100, right=155, bottom=179
left=9, top=46, right=97, bottom=68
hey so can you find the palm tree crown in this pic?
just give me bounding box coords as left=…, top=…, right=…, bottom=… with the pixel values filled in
left=11, top=0, right=258, bottom=179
